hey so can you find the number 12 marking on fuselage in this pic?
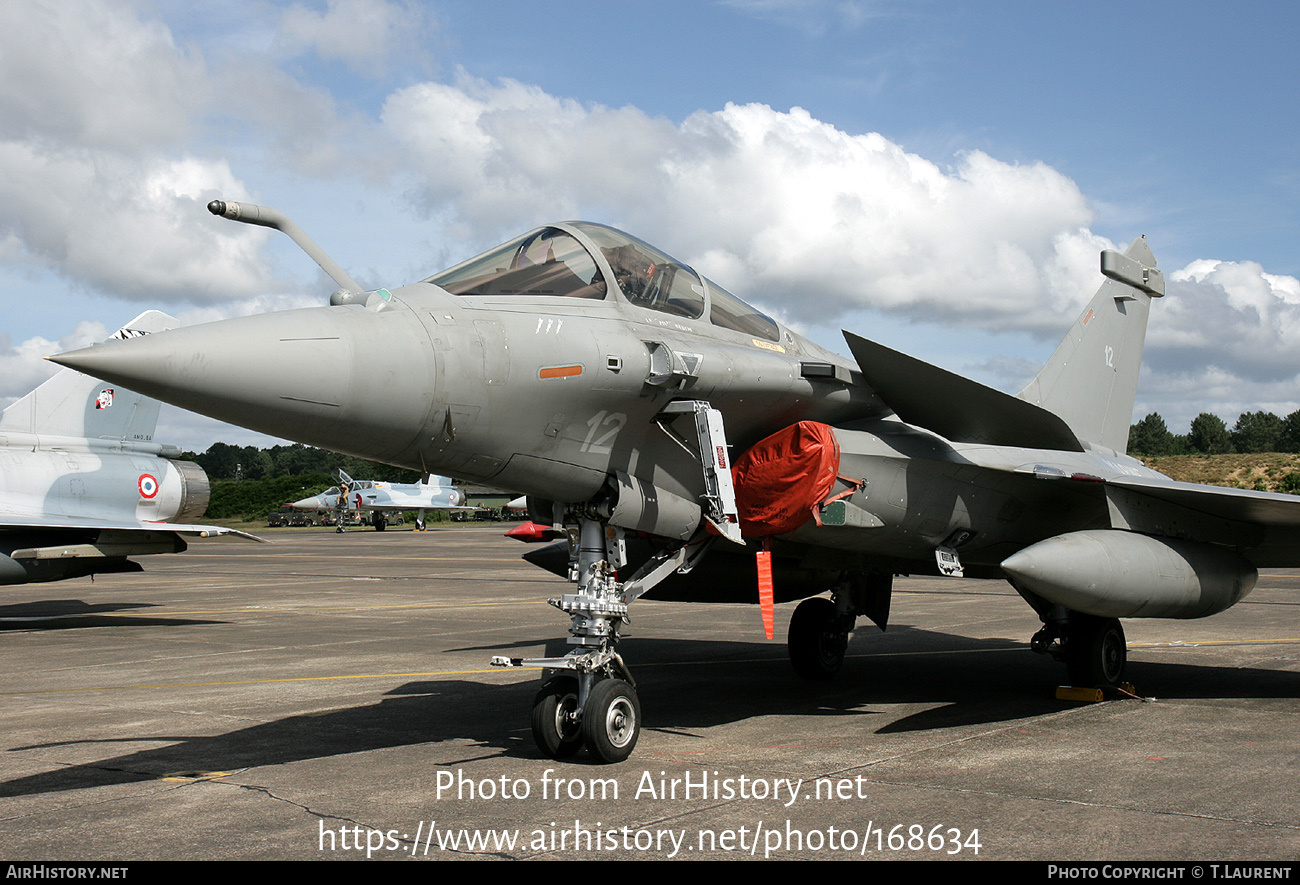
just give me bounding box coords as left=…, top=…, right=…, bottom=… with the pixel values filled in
left=581, top=410, right=626, bottom=454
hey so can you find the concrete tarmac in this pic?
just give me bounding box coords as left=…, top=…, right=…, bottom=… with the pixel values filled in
left=1, top=526, right=1298, bottom=861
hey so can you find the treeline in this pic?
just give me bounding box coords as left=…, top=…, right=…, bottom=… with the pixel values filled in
left=204, top=473, right=333, bottom=520
left=183, top=442, right=424, bottom=484
left=1128, top=411, right=1300, bottom=457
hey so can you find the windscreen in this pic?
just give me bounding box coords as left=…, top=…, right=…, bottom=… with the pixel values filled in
left=426, top=228, right=607, bottom=299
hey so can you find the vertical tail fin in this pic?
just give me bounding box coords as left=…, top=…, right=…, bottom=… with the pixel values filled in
left=1017, top=237, right=1163, bottom=453
left=1, top=311, right=177, bottom=441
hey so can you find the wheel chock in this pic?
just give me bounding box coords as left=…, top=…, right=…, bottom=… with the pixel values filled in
left=1056, top=683, right=1139, bottom=703
left=1056, top=686, right=1104, bottom=702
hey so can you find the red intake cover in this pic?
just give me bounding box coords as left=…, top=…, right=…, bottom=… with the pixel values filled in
left=732, top=421, right=840, bottom=537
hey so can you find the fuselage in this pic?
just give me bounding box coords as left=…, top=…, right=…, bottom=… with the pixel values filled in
left=0, top=432, right=208, bottom=526
left=45, top=221, right=1159, bottom=580
left=291, top=479, right=464, bottom=512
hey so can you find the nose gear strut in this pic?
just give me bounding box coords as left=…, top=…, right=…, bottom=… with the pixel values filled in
left=493, top=514, right=714, bottom=762
left=493, top=401, right=734, bottom=762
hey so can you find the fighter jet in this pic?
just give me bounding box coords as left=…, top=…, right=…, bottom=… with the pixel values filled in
left=289, top=468, right=468, bottom=531
left=51, top=200, right=1300, bottom=763
left=1, top=311, right=254, bottom=584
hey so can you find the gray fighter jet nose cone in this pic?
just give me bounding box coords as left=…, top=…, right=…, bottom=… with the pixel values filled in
left=52, top=304, right=439, bottom=463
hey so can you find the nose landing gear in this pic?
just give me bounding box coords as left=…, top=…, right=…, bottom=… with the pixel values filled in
left=494, top=518, right=647, bottom=763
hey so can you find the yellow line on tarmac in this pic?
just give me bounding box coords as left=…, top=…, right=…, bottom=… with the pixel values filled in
left=1131, top=637, right=1300, bottom=648
left=14, top=639, right=1295, bottom=699
left=90, top=600, right=547, bottom=617
left=176, top=554, right=508, bottom=562
left=0, top=667, right=537, bottom=697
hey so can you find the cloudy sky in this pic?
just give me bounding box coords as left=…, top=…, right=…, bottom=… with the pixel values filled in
left=3, top=0, right=1298, bottom=450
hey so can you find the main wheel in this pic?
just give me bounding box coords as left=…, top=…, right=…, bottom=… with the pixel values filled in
left=1066, top=616, right=1127, bottom=686
left=531, top=676, right=583, bottom=758
left=581, top=678, right=640, bottom=763
left=788, top=596, right=848, bottom=680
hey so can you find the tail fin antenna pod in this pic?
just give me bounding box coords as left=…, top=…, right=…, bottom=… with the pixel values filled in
left=1017, top=237, right=1163, bottom=454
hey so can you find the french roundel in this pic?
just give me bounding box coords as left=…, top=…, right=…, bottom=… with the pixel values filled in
left=138, top=473, right=159, bottom=499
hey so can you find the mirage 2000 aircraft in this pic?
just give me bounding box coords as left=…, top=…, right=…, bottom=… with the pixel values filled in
left=1, top=311, right=253, bottom=584
left=52, top=200, right=1300, bottom=763
left=289, top=468, right=468, bottom=530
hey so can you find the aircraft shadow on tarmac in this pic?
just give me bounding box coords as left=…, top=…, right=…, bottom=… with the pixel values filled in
left=0, top=598, right=227, bottom=630
left=5, top=625, right=1300, bottom=795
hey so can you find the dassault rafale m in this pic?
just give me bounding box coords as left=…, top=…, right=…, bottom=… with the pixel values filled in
left=52, top=199, right=1299, bottom=762
left=2, top=310, right=253, bottom=584
left=289, top=468, right=469, bottom=531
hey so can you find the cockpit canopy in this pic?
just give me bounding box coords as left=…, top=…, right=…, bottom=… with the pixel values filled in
left=425, top=222, right=780, bottom=341
left=324, top=480, right=373, bottom=496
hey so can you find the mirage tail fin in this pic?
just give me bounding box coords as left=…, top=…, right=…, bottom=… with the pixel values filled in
left=1017, top=236, right=1164, bottom=454
left=1, top=311, right=177, bottom=441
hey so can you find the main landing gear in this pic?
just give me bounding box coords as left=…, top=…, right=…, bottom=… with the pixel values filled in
left=787, top=573, right=891, bottom=681
left=788, top=597, right=851, bottom=680
left=1031, top=612, right=1127, bottom=686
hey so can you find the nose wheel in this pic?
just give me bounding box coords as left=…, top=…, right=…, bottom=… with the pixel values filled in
left=528, top=672, right=641, bottom=763
left=581, top=678, right=640, bottom=763
left=498, top=516, right=648, bottom=763
left=531, top=675, right=583, bottom=758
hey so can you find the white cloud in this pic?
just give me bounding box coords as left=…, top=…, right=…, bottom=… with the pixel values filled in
left=0, top=0, right=204, bottom=149
left=0, top=147, right=281, bottom=301
left=3, top=1, right=1299, bottom=446
left=382, top=74, right=679, bottom=236
left=379, top=73, right=1300, bottom=430
left=1155, top=261, right=1300, bottom=374
left=0, top=1, right=319, bottom=307
left=279, top=0, right=432, bottom=77
left=382, top=80, right=1105, bottom=331
left=0, top=321, right=109, bottom=407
